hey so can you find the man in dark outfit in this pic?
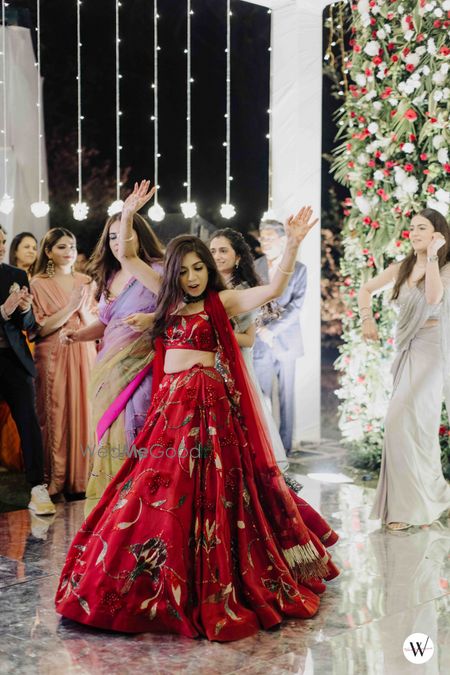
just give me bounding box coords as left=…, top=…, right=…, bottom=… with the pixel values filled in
left=0, top=226, right=55, bottom=515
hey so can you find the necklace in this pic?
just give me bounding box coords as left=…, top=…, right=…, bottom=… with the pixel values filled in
left=183, top=290, right=207, bottom=304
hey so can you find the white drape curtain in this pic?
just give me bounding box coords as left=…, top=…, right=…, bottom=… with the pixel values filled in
left=0, top=26, right=49, bottom=242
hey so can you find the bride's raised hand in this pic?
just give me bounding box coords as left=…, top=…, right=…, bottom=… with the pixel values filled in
left=122, top=180, right=157, bottom=215
left=285, top=206, right=319, bottom=246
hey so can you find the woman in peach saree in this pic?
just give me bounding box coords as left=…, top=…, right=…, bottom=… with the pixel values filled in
left=31, top=228, right=97, bottom=498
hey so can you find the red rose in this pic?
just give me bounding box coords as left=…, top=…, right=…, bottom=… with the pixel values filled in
left=371, top=221, right=380, bottom=229
left=423, top=169, right=430, bottom=175
left=404, top=163, right=414, bottom=172
left=373, top=56, right=382, bottom=66
left=416, top=33, right=424, bottom=42
left=381, top=86, right=392, bottom=99
left=386, top=160, right=396, bottom=169
left=363, top=216, right=372, bottom=224
left=395, top=241, right=401, bottom=247
left=390, top=109, right=397, bottom=117
left=387, top=42, right=395, bottom=51
left=344, top=277, right=352, bottom=287
left=366, top=180, right=375, bottom=188
left=401, top=230, right=410, bottom=239
left=362, top=248, right=369, bottom=255
left=420, top=153, right=428, bottom=161
left=427, top=185, right=435, bottom=193
left=409, top=134, right=416, bottom=142
left=440, top=46, right=450, bottom=56
left=403, top=47, right=410, bottom=56
left=391, top=54, right=399, bottom=62
left=353, top=44, right=362, bottom=53
left=439, top=425, right=447, bottom=436
left=348, top=161, right=355, bottom=168
left=444, top=164, right=450, bottom=173
left=404, top=108, right=418, bottom=121
left=405, top=64, right=415, bottom=73
left=367, top=159, right=376, bottom=167
left=434, top=20, right=442, bottom=28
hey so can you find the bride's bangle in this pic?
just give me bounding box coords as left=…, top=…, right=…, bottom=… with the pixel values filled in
left=278, top=264, right=294, bottom=276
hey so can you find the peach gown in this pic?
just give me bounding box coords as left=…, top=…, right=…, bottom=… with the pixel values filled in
left=31, top=273, right=97, bottom=495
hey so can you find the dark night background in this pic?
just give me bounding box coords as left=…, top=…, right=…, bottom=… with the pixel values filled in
left=7, top=0, right=271, bottom=250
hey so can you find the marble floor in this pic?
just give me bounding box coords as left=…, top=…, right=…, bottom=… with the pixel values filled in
left=0, top=448, right=449, bottom=675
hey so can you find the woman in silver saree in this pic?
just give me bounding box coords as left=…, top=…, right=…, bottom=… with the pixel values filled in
left=358, top=208, right=450, bottom=531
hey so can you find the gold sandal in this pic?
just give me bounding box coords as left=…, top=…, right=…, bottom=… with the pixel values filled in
left=386, top=522, right=411, bottom=531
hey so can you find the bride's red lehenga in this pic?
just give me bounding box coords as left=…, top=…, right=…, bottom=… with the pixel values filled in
left=55, top=291, right=339, bottom=642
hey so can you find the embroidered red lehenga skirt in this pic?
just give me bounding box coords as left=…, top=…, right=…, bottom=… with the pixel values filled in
left=55, top=365, right=338, bottom=642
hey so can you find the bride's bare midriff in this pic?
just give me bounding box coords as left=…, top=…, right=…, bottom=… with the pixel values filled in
left=164, top=349, right=216, bottom=374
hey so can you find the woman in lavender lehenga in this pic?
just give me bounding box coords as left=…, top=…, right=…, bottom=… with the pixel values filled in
left=358, top=208, right=450, bottom=531
left=61, top=213, right=163, bottom=512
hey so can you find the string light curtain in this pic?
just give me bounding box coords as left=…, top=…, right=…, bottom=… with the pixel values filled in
left=148, top=0, right=165, bottom=222
left=180, top=0, right=197, bottom=218
left=220, top=0, right=235, bottom=219
left=71, top=0, right=88, bottom=221
left=107, top=0, right=124, bottom=217
left=261, top=7, right=275, bottom=222
left=0, top=0, right=13, bottom=215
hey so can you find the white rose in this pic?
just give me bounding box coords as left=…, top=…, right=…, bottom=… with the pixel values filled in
left=388, top=97, right=399, bottom=106
left=421, top=65, right=430, bottom=75
left=405, top=53, right=420, bottom=67
left=403, top=176, right=419, bottom=195
left=416, top=47, right=426, bottom=56
left=355, top=73, right=367, bottom=86
left=435, top=188, right=450, bottom=204
left=438, top=148, right=449, bottom=164
left=376, top=28, right=386, bottom=40
left=364, top=41, right=380, bottom=57
left=355, top=195, right=372, bottom=215
left=357, top=0, right=370, bottom=13
left=443, top=88, right=450, bottom=99
left=402, top=143, right=415, bottom=153
left=384, top=24, right=392, bottom=34
left=373, top=101, right=382, bottom=111
left=367, top=122, right=379, bottom=134
left=434, top=7, right=443, bottom=17
left=433, top=135, right=444, bottom=149
left=376, top=69, right=386, bottom=80
left=427, top=198, right=449, bottom=217
left=365, top=89, right=378, bottom=100
left=427, top=38, right=437, bottom=55
left=398, top=5, right=405, bottom=15
left=394, top=186, right=406, bottom=200
left=379, top=153, right=387, bottom=161
left=374, top=170, right=384, bottom=181
left=404, top=29, right=415, bottom=41
left=441, top=63, right=449, bottom=74
left=433, top=71, right=446, bottom=85
left=434, top=90, right=444, bottom=102
left=357, top=153, right=369, bottom=165
left=442, top=0, right=450, bottom=10
left=394, top=167, right=407, bottom=186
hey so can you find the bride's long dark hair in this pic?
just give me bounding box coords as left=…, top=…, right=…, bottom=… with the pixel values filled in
left=392, top=208, right=450, bottom=299
left=151, top=235, right=227, bottom=345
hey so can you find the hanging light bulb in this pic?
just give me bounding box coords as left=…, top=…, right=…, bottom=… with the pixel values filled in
left=220, top=203, right=236, bottom=219
left=148, top=203, right=165, bottom=222
left=107, top=199, right=124, bottom=217
left=72, top=201, right=89, bottom=221
left=219, top=1, right=236, bottom=221
left=180, top=201, right=197, bottom=218
left=31, top=201, right=50, bottom=218
left=0, top=193, right=14, bottom=214
left=72, top=0, right=89, bottom=220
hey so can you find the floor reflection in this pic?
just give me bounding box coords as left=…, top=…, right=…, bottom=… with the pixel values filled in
left=0, top=461, right=449, bottom=674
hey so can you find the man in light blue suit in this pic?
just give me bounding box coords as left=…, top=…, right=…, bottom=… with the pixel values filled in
left=253, top=220, right=307, bottom=454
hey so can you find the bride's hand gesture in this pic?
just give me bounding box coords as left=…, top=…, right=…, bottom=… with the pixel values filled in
left=122, top=180, right=157, bottom=215
left=285, top=206, right=319, bottom=247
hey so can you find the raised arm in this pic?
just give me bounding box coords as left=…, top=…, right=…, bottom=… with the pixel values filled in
left=358, top=263, right=398, bottom=341
left=118, top=180, right=163, bottom=294
left=220, top=206, right=318, bottom=318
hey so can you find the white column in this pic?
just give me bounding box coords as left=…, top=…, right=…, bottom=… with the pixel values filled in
left=269, top=0, right=332, bottom=443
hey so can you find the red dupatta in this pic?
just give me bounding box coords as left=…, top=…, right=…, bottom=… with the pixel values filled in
left=150, top=290, right=331, bottom=581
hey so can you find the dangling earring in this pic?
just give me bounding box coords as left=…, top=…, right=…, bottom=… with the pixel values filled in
left=46, top=258, right=55, bottom=277
left=235, top=262, right=239, bottom=269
